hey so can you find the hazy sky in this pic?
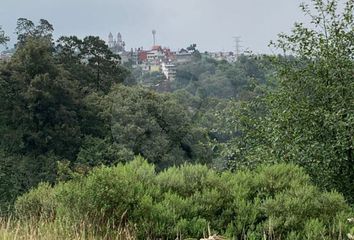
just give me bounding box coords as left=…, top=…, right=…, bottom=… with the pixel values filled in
left=0, top=0, right=311, bottom=53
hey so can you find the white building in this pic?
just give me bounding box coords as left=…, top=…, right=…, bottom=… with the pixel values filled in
left=146, top=45, right=165, bottom=63
left=161, top=62, right=176, bottom=81
left=207, top=52, right=236, bottom=63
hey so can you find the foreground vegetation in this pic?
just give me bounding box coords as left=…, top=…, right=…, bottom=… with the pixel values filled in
left=0, top=0, right=353, bottom=239
left=6, top=158, right=352, bottom=239
left=0, top=217, right=134, bottom=240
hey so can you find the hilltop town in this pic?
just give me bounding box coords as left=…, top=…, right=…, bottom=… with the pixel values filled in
left=0, top=30, right=238, bottom=90
left=108, top=31, right=188, bottom=82
left=107, top=31, right=237, bottom=83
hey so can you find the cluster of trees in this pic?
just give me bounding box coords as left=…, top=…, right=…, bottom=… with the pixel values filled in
left=0, top=0, right=353, bottom=238
left=0, top=18, right=130, bottom=210
left=171, top=54, right=270, bottom=100
left=0, top=19, right=215, bottom=211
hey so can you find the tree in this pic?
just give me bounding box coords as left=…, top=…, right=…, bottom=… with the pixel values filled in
left=270, top=0, right=353, bottom=196
left=227, top=0, right=354, bottom=199
left=0, top=38, right=82, bottom=159
left=0, top=150, right=59, bottom=212
left=15, top=18, right=54, bottom=46
left=56, top=36, right=129, bottom=93
left=0, top=26, right=9, bottom=46
left=108, top=85, right=213, bottom=169
left=187, top=43, right=197, bottom=52
left=186, top=43, right=201, bottom=60
left=0, top=19, right=87, bottom=210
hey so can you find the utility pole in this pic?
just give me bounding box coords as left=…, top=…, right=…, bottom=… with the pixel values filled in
left=233, top=36, right=242, bottom=59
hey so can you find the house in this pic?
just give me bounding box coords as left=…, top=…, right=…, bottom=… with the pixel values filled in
left=176, top=48, right=193, bottom=64
left=147, top=45, right=164, bottom=63
left=138, top=50, right=148, bottom=63
left=161, top=62, right=176, bottom=81
left=149, top=64, right=161, bottom=73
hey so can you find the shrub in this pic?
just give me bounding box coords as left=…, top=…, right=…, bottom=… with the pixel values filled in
left=15, top=157, right=352, bottom=239
left=54, top=155, right=155, bottom=227
left=15, top=182, right=56, bottom=221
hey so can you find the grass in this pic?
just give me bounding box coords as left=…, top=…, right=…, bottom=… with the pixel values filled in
left=0, top=217, right=136, bottom=240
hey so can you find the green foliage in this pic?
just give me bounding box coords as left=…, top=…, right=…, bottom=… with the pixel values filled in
left=269, top=0, right=354, bottom=196
left=15, top=18, right=54, bottom=46
left=0, top=151, right=23, bottom=212
left=0, top=26, right=9, bottom=46
left=137, top=71, right=165, bottom=87
left=56, top=35, right=130, bottom=93
left=266, top=0, right=354, bottom=198
left=109, top=85, right=213, bottom=169
left=225, top=0, right=354, bottom=200
left=0, top=36, right=82, bottom=159
left=1, top=2, right=353, bottom=238
left=15, top=182, right=56, bottom=220
left=0, top=18, right=134, bottom=212
left=171, top=54, right=270, bottom=100
left=0, top=150, right=58, bottom=213
left=15, top=158, right=351, bottom=239
left=54, top=156, right=155, bottom=226
left=76, top=136, right=134, bottom=166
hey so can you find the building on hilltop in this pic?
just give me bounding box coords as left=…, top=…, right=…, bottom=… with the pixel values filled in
left=108, top=32, right=125, bottom=53
left=175, top=48, right=193, bottom=64
left=105, top=31, right=194, bottom=86
left=206, top=51, right=236, bottom=63
left=138, top=49, right=148, bottom=63
left=147, top=45, right=164, bottom=63
left=161, top=62, right=176, bottom=81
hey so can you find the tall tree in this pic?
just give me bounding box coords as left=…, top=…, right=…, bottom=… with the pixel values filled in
left=56, top=36, right=129, bottom=93
left=227, top=0, right=354, bottom=199
left=15, top=18, right=53, bottom=46
left=0, top=20, right=82, bottom=159
left=0, top=26, right=9, bottom=46
left=0, top=19, right=82, bottom=210
left=270, top=0, right=353, bottom=195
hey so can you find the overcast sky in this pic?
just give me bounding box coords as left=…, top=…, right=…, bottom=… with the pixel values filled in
left=0, top=0, right=311, bottom=53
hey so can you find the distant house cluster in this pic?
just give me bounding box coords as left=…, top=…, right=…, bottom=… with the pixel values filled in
left=207, top=51, right=237, bottom=63
left=107, top=32, right=240, bottom=84
left=107, top=32, right=198, bottom=82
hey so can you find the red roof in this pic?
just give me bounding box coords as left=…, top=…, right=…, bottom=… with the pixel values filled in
left=138, top=51, right=148, bottom=62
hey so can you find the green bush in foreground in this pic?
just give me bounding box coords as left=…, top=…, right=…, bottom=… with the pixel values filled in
left=15, top=157, right=351, bottom=239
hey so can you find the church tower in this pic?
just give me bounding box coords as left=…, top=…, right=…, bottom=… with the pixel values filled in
left=116, top=32, right=125, bottom=51
left=117, top=33, right=122, bottom=45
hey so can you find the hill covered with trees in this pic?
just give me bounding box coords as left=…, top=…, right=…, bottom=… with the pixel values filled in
left=0, top=0, right=353, bottom=239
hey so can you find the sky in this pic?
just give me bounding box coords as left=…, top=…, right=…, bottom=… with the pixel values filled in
left=0, top=0, right=311, bottom=53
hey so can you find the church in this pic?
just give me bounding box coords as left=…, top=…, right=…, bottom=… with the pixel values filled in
left=108, top=32, right=125, bottom=53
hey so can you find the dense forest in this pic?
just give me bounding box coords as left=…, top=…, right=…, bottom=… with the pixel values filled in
left=0, top=0, right=353, bottom=239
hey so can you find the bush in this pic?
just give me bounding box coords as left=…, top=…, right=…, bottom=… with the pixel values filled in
left=15, top=182, right=56, bottom=221
left=15, top=157, right=352, bottom=239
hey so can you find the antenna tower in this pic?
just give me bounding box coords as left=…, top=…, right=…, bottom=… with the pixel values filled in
left=152, top=30, right=157, bottom=46
left=233, top=36, right=242, bottom=59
